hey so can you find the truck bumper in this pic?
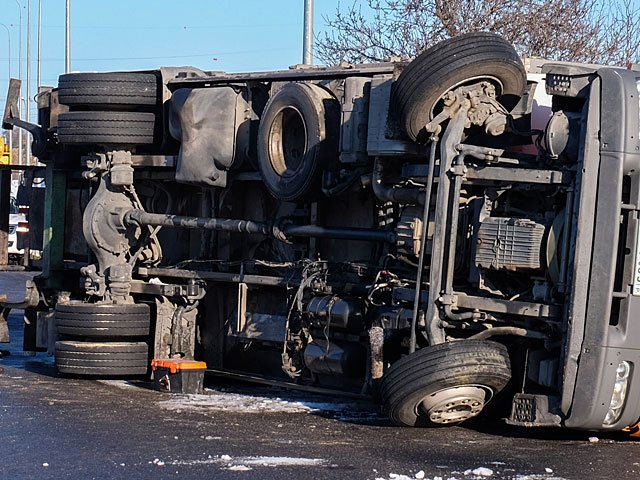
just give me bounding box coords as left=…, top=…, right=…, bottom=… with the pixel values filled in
left=566, top=345, right=640, bottom=429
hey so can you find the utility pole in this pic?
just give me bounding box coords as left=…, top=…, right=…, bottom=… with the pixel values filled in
left=0, top=23, right=11, bottom=154
left=26, top=0, right=30, bottom=165
left=14, top=0, right=23, bottom=165
left=65, top=0, right=70, bottom=73
left=37, top=0, right=41, bottom=88
left=14, top=1, right=22, bottom=81
left=303, top=0, right=313, bottom=65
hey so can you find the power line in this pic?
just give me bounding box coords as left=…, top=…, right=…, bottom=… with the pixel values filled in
left=38, top=23, right=299, bottom=30
left=0, top=47, right=292, bottom=62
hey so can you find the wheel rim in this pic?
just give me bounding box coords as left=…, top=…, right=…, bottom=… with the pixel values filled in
left=419, top=385, right=492, bottom=424
left=268, top=106, right=307, bottom=177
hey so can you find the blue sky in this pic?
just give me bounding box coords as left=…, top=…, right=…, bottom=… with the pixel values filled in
left=0, top=0, right=343, bottom=119
left=4, top=1, right=635, bottom=121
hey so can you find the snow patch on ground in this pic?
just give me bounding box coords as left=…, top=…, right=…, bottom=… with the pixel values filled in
left=167, top=454, right=327, bottom=469
left=159, top=391, right=315, bottom=414
left=165, top=458, right=218, bottom=466
left=464, top=467, right=493, bottom=476
left=376, top=474, right=460, bottom=480
left=238, top=456, right=326, bottom=467
left=156, top=387, right=381, bottom=421
left=98, top=380, right=143, bottom=390
left=513, top=476, right=567, bottom=480
left=375, top=468, right=568, bottom=480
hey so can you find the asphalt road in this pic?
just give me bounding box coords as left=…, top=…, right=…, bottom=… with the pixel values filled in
left=1, top=272, right=639, bottom=480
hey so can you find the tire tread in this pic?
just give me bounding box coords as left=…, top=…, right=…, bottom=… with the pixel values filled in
left=58, top=72, right=159, bottom=107
left=57, top=111, right=156, bottom=145
left=55, top=341, right=149, bottom=376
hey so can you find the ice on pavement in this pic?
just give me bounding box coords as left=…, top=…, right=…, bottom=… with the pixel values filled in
left=376, top=474, right=459, bottom=480
left=514, top=476, right=567, bottom=480
left=375, top=468, right=568, bottom=480
left=159, top=390, right=319, bottom=413
left=236, top=456, right=326, bottom=466
left=167, top=454, right=327, bottom=468
left=156, top=386, right=381, bottom=420
left=97, top=379, right=145, bottom=390
left=464, top=467, right=493, bottom=476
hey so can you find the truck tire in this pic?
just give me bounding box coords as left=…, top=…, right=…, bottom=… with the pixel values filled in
left=55, top=341, right=149, bottom=376
left=57, top=111, right=156, bottom=145
left=58, top=72, right=159, bottom=107
left=393, top=32, right=526, bottom=142
left=257, top=82, right=340, bottom=202
left=55, top=302, right=150, bottom=339
left=380, top=340, right=511, bottom=427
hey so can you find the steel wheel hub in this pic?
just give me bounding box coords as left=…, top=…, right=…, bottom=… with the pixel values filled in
left=420, top=385, right=490, bottom=424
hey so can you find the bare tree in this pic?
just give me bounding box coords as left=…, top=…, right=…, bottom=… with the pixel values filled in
left=606, top=0, right=640, bottom=66
left=317, top=0, right=640, bottom=66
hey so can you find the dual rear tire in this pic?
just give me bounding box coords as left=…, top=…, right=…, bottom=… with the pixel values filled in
left=57, top=72, right=159, bottom=107
left=56, top=111, right=156, bottom=146
left=56, top=72, right=161, bottom=147
left=54, top=302, right=151, bottom=377
left=55, top=341, right=148, bottom=376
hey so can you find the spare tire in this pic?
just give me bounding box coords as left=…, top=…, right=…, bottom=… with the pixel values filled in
left=57, top=111, right=156, bottom=145
left=393, top=32, right=526, bottom=142
left=58, top=72, right=159, bottom=107
left=55, top=341, right=149, bottom=376
left=257, top=82, right=340, bottom=202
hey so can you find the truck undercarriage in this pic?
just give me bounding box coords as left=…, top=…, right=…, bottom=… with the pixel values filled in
left=3, top=32, right=640, bottom=432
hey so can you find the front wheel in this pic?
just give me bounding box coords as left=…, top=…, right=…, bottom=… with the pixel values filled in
left=392, top=32, right=526, bottom=142
left=380, top=340, right=511, bottom=427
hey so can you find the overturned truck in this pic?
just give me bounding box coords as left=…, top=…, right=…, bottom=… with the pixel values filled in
left=4, top=32, right=640, bottom=431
